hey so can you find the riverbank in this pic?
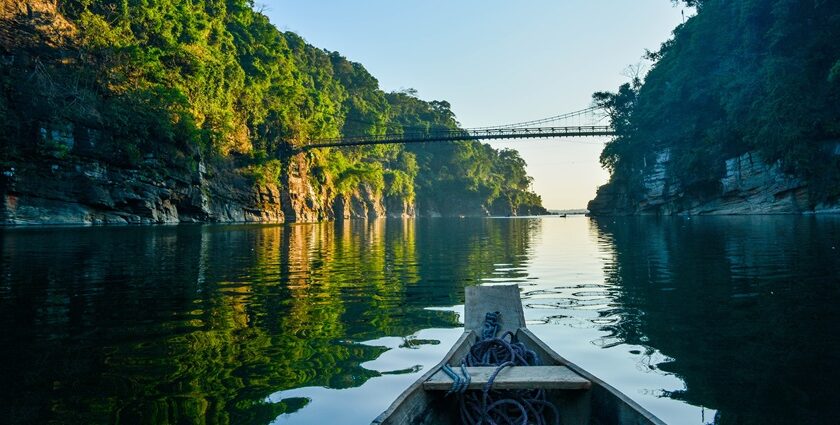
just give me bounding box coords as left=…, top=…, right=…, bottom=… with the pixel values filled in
left=0, top=152, right=546, bottom=225
left=588, top=148, right=840, bottom=216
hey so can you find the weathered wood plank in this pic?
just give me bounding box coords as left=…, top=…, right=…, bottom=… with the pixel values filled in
left=423, top=366, right=591, bottom=391
left=371, top=331, right=476, bottom=425
left=465, top=285, right=525, bottom=335
left=516, top=329, right=667, bottom=425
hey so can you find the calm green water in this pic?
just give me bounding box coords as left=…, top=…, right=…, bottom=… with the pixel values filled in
left=1, top=216, right=839, bottom=424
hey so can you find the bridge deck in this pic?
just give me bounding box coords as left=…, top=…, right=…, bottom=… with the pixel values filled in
left=300, top=125, right=614, bottom=149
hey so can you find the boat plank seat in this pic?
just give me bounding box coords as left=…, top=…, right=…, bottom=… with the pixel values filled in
left=374, top=285, right=666, bottom=425
left=423, top=366, right=592, bottom=391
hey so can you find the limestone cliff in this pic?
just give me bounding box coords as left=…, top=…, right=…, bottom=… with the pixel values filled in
left=0, top=134, right=396, bottom=225
left=588, top=148, right=840, bottom=216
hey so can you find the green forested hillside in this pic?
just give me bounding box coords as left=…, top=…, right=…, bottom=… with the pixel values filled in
left=593, top=0, right=840, bottom=205
left=0, top=0, right=544, bottom=217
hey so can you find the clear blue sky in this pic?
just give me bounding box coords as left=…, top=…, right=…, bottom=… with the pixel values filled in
left=265, top=1, right=688, bottom=209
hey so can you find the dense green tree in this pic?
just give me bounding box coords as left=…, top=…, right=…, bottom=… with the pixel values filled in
left=1, top=0, right=544, bottom=216
left=595, top=0, right=840, bottom=204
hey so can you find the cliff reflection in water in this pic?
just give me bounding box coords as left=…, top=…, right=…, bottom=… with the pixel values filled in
left=593, top=216, right=840, bottom=425
left=0, top=219, right=539, bottom=424
left=4, top=217, right=838, bottom=424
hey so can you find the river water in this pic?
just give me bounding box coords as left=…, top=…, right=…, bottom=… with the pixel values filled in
left=1, top=216, right=839, bottom=424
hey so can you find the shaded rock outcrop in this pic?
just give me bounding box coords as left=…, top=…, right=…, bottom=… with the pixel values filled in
left=0, top=148, right=401, bottom=225
left=589, top=147, right=840, bottom=216
left=0, top=156, right=285, bottom=225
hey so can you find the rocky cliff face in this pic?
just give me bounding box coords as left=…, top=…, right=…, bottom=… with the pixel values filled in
left=0, top=154, right=283, bottom=225
left=589, top=147, right=840, bottom=216
left=0, top=158, right=402, bottom=226
left=0, top=120, right=526, bottom=225
left=0, top=126, right=398, bottom=225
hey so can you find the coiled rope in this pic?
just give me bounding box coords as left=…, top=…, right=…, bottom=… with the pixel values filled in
left=443, top=312, right=559, bottom=425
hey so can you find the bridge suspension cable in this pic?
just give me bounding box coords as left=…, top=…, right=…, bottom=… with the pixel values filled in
left=466, top=106, right=606, bottom=130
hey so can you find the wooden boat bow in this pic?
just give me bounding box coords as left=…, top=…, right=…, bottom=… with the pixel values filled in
left=372, top=285, right=666, bottom=425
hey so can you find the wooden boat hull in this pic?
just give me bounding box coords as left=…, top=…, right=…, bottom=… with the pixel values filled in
left=372, top=285, right=665, bottom=425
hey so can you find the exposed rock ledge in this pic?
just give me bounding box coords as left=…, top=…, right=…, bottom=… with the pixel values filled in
left=0, top=152, right=398, bottom=225
left=1, top=157, right=283, bottom=225
left=588, top=148, right=840, bottom=216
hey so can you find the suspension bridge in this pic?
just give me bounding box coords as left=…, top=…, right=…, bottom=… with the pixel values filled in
left=299, top=106, right=614, bottom=150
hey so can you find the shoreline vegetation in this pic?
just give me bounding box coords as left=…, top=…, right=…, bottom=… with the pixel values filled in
left=588, top=0, right=840, bottom=216
left=0, top=0, right=545, bottom=226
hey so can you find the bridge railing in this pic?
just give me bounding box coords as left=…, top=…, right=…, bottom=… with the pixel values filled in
left=300, top=125, right=614, bottom=149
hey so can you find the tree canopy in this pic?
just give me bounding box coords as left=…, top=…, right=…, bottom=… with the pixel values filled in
left=0, top=0, right=545, bottom=216
left=594, top=0, right=840, bottom=202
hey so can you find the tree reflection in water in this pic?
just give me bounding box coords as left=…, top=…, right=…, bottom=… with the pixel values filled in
left=0, top=219, right=539, bottom=424
left=5, top=216, right=836, bottom=424
left=593, top=216, right=840, bottom=425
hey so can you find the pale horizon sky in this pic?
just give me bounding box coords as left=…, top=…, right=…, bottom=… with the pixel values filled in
left=266, top=1, right=688, bottom=209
